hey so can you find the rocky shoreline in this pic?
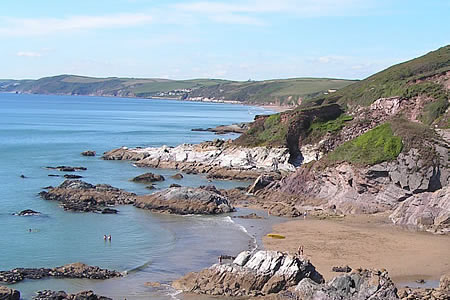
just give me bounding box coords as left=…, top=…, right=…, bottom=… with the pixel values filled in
left=0, top=263, right=121, bottom=284
left=172, top=250, right=450, bottom=300
left=102, top=139, right=294, bottom=180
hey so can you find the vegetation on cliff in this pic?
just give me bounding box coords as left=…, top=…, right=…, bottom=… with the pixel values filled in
left=326, top=123, right=403, bottom=165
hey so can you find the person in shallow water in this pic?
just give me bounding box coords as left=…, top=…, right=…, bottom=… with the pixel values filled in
left=108, top=235, right=112, bottom=241
left=103, top=235, right=107, bottom=240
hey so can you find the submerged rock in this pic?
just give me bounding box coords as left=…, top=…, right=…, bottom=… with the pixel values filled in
left=171, top=173, right=184, bottom=179
left=16, top=209, right=40, bottom=216
left=0, top=286, right=20, bottom=300
left=0, top=262, right=121, bottom=284
left=63, top=174, right=83, bottom=179
left=172, top=250, right=323, bottom=297
left=131, top=172, right=165, bottom=183
left=135, top=186, right=234, bottom=215
left=45, top=166, right=87, bottom=172
left=39, top=180, right=136, bottom=213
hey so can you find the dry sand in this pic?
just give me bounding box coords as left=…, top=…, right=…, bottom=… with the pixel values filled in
left=263, top=214, right=450, bottom=284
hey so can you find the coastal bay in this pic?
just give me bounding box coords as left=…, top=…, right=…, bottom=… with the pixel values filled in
left=0, top=93, right=278, bottom=299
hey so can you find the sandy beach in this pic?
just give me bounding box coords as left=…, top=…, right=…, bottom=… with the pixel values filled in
left=263, top=213, right=450, bottom=284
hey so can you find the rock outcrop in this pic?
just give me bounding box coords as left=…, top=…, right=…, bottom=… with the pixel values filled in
left=81, top=150, right=96, bottom=157
left=260, top=145, right=448, bottom=216
left=0, top=286, right=20, bottom=300
left=294, top=269, right=398, bottom=300
left=103, top=139, right=294, bottom=180
left=390, top=186, right=450, bottom=234
left=39, top=180, right=136, bottom=213
left=172, top=250, right=323, bottom=297
left=131, top=172, right=165, bottom=183
left=0, top=263, right=121, bottom=284
left=33, top=290, right=111, bottom=300
left=134, top=186, right=234, bottom=215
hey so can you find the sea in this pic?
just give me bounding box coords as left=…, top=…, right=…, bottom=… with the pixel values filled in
left=0, top=93, right=283, bottom=299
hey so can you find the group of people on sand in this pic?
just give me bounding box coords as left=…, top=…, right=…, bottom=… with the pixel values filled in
left=103, top=234, right=112, bottom=241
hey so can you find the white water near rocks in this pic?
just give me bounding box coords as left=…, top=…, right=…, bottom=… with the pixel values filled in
left=0, top=93, right=282, bottom=299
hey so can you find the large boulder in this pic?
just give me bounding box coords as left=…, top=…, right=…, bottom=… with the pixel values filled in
left=0, top=286, right=20, bottom=300
left=131, top=172, right=165, bottom=183
left=134, top=187, right=234, bottom=215
left=39, top=180, right=136, bottom=213
left=294, top=269, right=398, bottom=300
left=172, top=250, right=323, bottom=297
left=81, top=150, right=96, bottom=157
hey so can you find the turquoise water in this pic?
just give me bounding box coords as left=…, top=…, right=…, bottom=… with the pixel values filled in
left=0, top=93, right=278, bottom=299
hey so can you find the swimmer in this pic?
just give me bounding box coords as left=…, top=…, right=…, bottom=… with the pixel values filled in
left=108, top=235, right=112, bottom=241
left=103, top=235, right=107, bottom=240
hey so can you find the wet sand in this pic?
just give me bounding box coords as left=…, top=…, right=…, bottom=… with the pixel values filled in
left=263, top=214, right=450, bottom=284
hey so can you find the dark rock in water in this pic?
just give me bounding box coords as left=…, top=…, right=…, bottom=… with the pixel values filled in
left=170, top=184, right=181, bottom=188
left=17, top=209, right=41, bottom=216
left=0, top=262, right=121, bottom=284
left=173, top=250, right=324, bottom=297
left=48, top=174, right=60, bottom=177
left=101, top=208, right=118, bottom=214
left=33, top=290, right=111, bottom=300
left=146, top=185, right=156, bottom=190
left=39, top=180, right=136, bottom=213
left=81, top=150, right=96, bottom=157
left=170, top=173, right=184, bottom=179
left=42, top=186, right=53, bottom=189
left=20, top=175, right=26, bottom=179
left=415, top=279, right=426, bottom=284
left=132, top=172, right=165, bottom=183
left=0, top=286, right=20, bottom=300
left=63, top=174, right=83, bottom=179
left=332, top=265, right=352, bottom=273
left=45, top=166, right=87, bottom=172
left=233, top=213, right=264, bottom=219
left=135, top=186, right=234, bottom=215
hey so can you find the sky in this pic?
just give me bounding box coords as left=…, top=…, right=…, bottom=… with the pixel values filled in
left=0, top=0, right=449, bottom=81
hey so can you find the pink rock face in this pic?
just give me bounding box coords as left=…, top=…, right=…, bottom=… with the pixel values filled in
left=389, top=186, right=450, bottom=233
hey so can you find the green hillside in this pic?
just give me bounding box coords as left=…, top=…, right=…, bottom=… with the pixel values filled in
left=0, top=75, right=354, bottom=105
left=310, top=45, right=450, bottom=110
left=188, top=78, right=355, bottom=105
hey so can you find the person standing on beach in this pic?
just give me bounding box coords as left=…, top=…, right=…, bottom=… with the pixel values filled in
left=298, top=245, right=304, bottom=256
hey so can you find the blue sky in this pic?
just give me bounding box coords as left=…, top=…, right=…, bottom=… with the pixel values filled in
left=1, top=0, right=449, bottom=80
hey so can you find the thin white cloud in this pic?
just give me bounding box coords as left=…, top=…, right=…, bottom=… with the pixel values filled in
left=209, top=14, right=264, bottom=26
left=174, top=0, right=376, bottom=17
left=16, top=51, right=42, bottom=57
left=0, top=13, right=153, bottom=37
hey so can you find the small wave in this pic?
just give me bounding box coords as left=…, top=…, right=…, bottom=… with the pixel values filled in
left=223, top=216, right=258, bottom=252
left=126, top=260, right=153, bottom=273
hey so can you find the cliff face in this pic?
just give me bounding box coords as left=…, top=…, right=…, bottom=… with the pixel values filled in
left=240, top=46, right=450, bottom=232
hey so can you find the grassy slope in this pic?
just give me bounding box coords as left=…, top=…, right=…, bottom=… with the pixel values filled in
left=0, top=75, right=355, bottom=105
left=188, top=78, right=355, bottom=105
left=311, top=45, right=450, bottom=108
